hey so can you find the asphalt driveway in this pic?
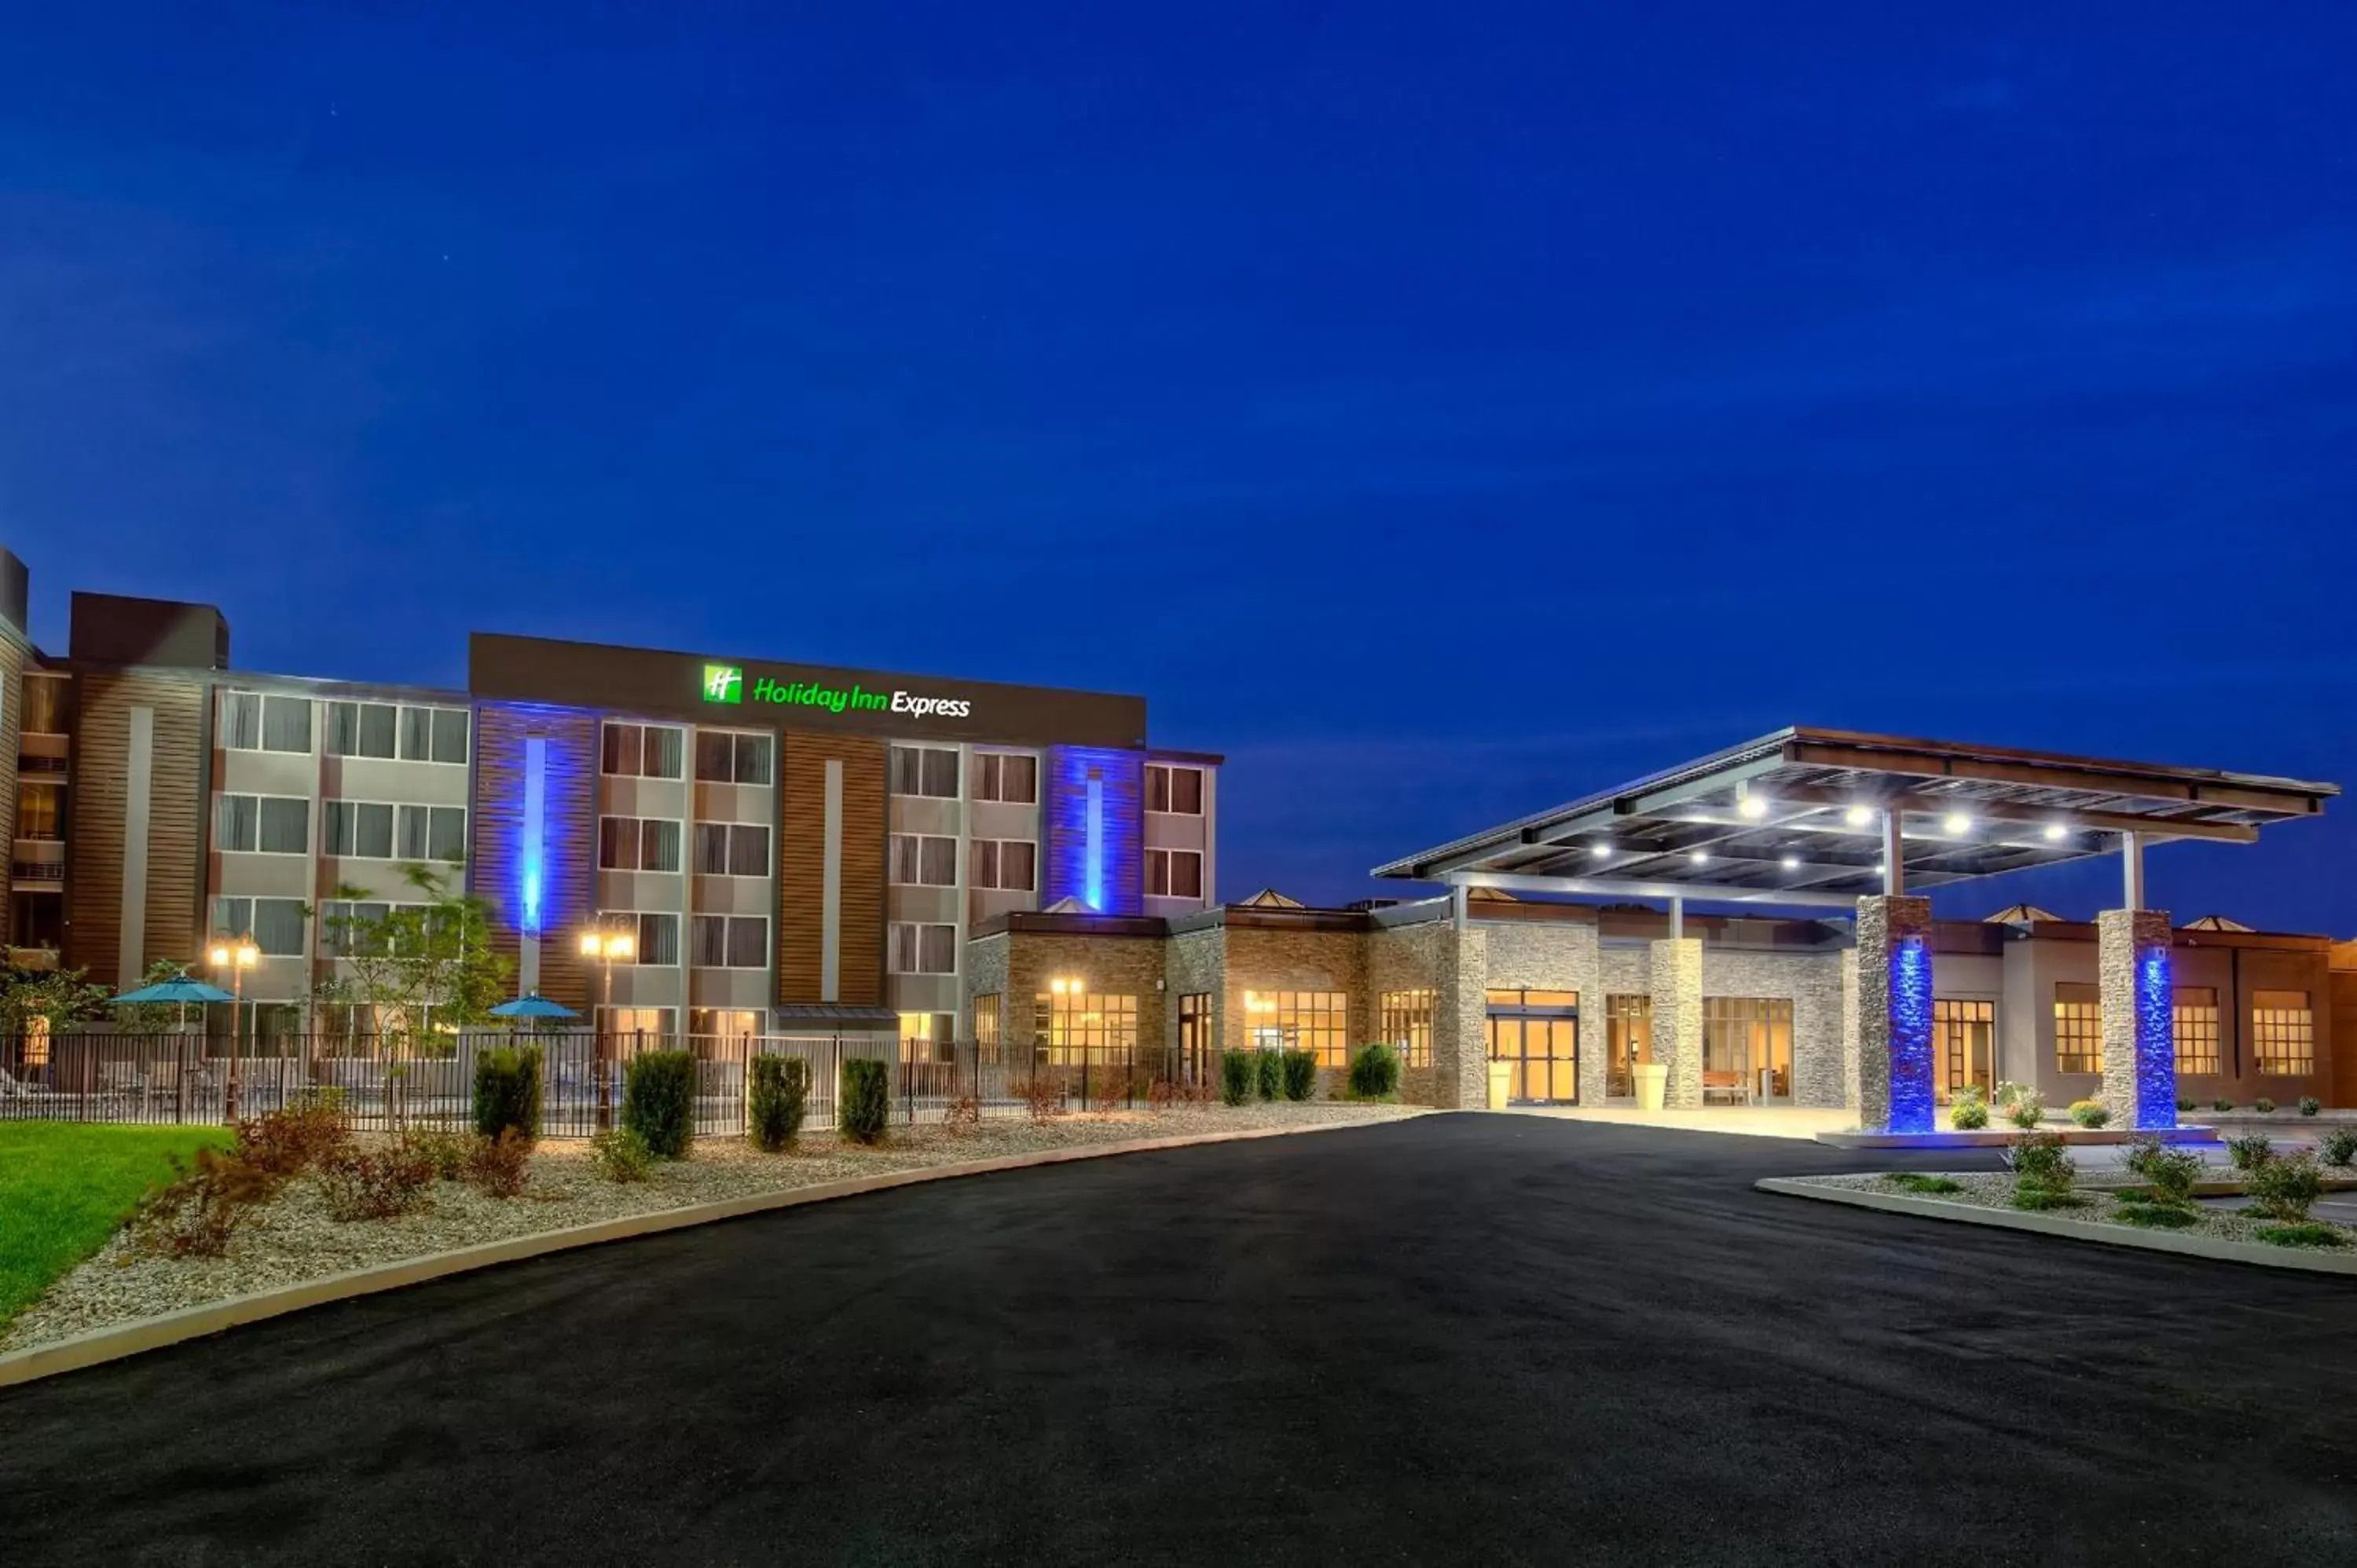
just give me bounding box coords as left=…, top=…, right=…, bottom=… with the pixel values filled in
left=6, top=1115, right=2357, bottom=1564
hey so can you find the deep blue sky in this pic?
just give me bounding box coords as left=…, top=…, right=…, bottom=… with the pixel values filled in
left=4, top=5, right=2354, bottom=926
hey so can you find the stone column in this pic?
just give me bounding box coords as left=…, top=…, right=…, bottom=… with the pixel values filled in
left=2099, top=907, right=2176, bottom=1130
left=1566, top=920, right=1607, bottom=1108
left=1852, top=895, right=1934, bottom=1134
left=1435, top=924, right=1490, bottom=1110
left=1649, top=938, right=1702, bottom=1108
left=1838, top=958, right=1861, bottom=1115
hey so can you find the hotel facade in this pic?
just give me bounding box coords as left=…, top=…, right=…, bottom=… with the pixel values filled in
left=0, top=551, right=1219, bottom=1052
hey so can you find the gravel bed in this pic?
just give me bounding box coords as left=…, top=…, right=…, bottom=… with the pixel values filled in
left=1798, top=1171, right=2357, bottom=1248
left=4, top=1102, right=1421, bottom=1353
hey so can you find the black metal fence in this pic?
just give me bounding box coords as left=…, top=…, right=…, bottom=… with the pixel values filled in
left=0, top=1029, right=1163, bottom=1138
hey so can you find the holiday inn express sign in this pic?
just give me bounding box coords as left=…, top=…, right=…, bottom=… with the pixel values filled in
left=470, top=632, right=1143, bottom=749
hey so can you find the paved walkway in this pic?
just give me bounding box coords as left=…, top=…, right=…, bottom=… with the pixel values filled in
left=5, top=1115, right=2357, bottom=1563
left=1495, top=1102, right=1856, bottom=1139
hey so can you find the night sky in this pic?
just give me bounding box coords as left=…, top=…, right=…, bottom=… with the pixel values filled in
left=4, top=5, right=2353, bottom=928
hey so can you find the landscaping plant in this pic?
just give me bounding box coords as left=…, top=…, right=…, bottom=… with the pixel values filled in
left=2299, top=1096, right=2322, bottom=1117
left=1220, top=1051, right=1255, bottom=1108
left=2212, top=1097, right=2235, bottom=1113
left=588, top=1127, right=654, bottom=1183
left=2255, top=1097, right=2277, bottom=1114
left=2175, top=1096, right=2198, bottom=1114
left=1886, top=1172, right=1963, bottom=1196
left=839, top=1057, right=891, bottom=1145
left=234, top=1095, right=352, bottom=1178
left=622, top=1050, right=698, bottom=1159
left=2255, top=1222, right=2346, bottom=1249
left=748, top=1054, right=810, bottom=1152
left=2008, top=1130, right=2078, bottom=1210
left=2068, top=1098, right=2111, bottom=1130
left=2225, top=1131, right=2275, bottom=1172
left=2000, top=1086, right=2045, bottom=1130
left=1347, top=1042, right=1401, bottom=1101
left=1281, top=1050, right=1318, bottom=1102
left=317, top=1138, right=437, bottom=1222
left=133, top=1148, right=280, bottom=1258
left=409, top=1128, right=473, bottom=1181
left=473, top=1043, right=544, bottom=1144
left=1014, top=1075, right=1065, bottom=1123
left=944, top=1092, right=983, bottom=1131
left=463, top=1129, right=533, bottom=1198
left=2316, top=1127, right=2357, bottom=1168
left=1949, top=1085, right=1989, bottom=1130
left=1255, top=1050, right=1282, bottom=1102
left=2246, top=1151, right=2324, bottom=1223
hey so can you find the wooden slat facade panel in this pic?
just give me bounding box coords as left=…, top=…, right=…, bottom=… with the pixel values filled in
left=471, top=703, right=599, bottom=1014
left=65, top=669, right=207, bottom=985
left=778, top=731, right=885, bottom=1006
left=0, top=636, right=20, bottom=945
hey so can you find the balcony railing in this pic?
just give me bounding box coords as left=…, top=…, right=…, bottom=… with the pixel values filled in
left=17, top=755, right=67, bottom=775
left=10, top=860, right=63, bottom=886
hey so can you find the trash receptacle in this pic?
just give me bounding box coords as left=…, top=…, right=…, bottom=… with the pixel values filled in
left=1634, top=1063, right=1669, bottom=1112
left=1487, top=1061, right=1514, bottom=1110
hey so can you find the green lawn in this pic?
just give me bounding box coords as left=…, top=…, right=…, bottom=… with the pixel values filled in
left=0, top=1123, right=233, bottom=1325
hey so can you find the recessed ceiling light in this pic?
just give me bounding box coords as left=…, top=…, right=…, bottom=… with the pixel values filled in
left=1688, top=849, right=1710, bottom=865
left=1844, top=804, right=1874, bottom=828
left=1590, top=843, right=1611, bottom=859
left=1942, top=812, right=1972, bottom=836
left=2043, top=823, right=2067, bottom=842
left=1738, top=795, right=1769, bottom=820
left=1780, top=855, right=1801, bottom=870
left=1874, top=860, right=1887, bottom=874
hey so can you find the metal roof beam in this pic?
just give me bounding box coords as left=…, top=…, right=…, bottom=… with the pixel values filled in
left=1781, top=740, right=2322, bottom=818
left=1442, top=870, right=1860, bottom=910
left=1710, top=782, right=2262, bottom=845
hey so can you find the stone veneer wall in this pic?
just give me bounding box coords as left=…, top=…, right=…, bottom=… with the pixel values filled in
left=1650, top=939, right=1703, bottom=1107
left=1366, top=920, right=1450, bottom=1105
left=1852, top=895, right=1934, bottom=1133
left=964, top=932, right=1010, bottom=1048
left=1839, top=961, right=1860, bottom=1114
left=1435, top=924, right=1490, bottom=1109
left=995, top=929, right=1170, bottom=1066
left=1222, top=925, right=1368, bottom=1093
left=1483, top=919, right=1604, bottom=1107
left=2099, top=907, right=2176, bottom=1130
left=1164, top=925, right=1226, bottom=1070
left=1699, top=947, right=1847, bottom=1108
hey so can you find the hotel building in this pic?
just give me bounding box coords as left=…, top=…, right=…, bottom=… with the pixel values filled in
left=0, top=549, right=1219, bottom=1052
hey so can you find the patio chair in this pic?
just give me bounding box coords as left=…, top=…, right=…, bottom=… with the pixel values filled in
left=0, top=1066, right=61, bottom=1100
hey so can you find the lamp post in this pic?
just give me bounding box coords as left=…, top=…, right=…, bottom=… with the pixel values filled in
left=208, top=935, right=260, bottom=1122
left=579, top=926, right=636, bottom=1130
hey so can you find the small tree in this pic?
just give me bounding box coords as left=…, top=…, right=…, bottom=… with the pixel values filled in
left=318, top=863, right=514, bottom=1053
left=0, top=962, right=113, bottom=1033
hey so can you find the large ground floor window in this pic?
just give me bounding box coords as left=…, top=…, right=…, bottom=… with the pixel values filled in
left=1379, top=989, right=1433, bottom=1068
left=1487, top=989, right=1578, bottom=1104
left=2173, top=987, right=2220, bottom=1077
left=1703, top=997, right=1792, bottom=1103
left=1244, top=990, right=1350, bottom=1068
left=1934, top=999, right=1995, bottom=1104
left=2054, top=984, right=2102, bottom=1074
left=2253, top=990, right=2315, bottom=1076
left=1605, top=994, right=1651, bottom=1097
left=1036, top=991, right=1139, bottom=1068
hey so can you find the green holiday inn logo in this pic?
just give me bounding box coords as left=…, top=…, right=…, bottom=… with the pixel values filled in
left=698, top=661, right=973, bottom=721
left=702, top=664, right=743, bottom=704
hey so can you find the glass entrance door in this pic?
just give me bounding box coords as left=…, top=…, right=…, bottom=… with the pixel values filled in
left=1934, top=999, right=1995, bottom=1105
left=1486, top=990, right=1580, bottom=1104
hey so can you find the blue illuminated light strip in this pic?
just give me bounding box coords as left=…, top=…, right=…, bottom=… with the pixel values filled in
left=1043, top=746, right=1143, bottom=914
left=1085, top=774, right=1105, bottom=911
left=2135, top=945, right=2177, bottom=1130
left=521, top=736, right=546, bottom=935
left=1886, top=934, right=1936, bottom=1134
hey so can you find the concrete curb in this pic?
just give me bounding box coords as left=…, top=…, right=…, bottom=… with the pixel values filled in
left=1756, top=1176, right=2357, bottom=1276
left=0, top=1117, right=1395, bottom=1390
left=1814, top=1127, right=2216, bottom=1150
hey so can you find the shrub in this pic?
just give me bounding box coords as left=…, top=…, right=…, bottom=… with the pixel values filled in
left=588, top=1127, right=654, bottom=1182
left=2067, top=1098, right=2110, bottom=1130
left=2256, top=1097, right=2277, bottom=1115
left=2176, top=1096, right=2198, bottom=1114
left=1149, top=1077, right=1178, bottom=1112
left=235, top=1095, right=352, bottom=1177
left=2139, top=1146, right=2204, bottom=1207
left=2010, top=1129, right=2076, bottom=1202
left=2317, top=1127, right=2357, bottom=1167
left=1013, top=1075, right=1065, bottom=1123
left=2226, top=1131, right=2275, bottom=1172
left=839, top=1057, right=891, bottom=1145
left=2212, top=1097, right=2235, bottom=1113
left=2005, top=1090, right=2045, bottom=1130
left=1220, top=1052, right=1255, bottom=1108
left=1255, top=1050, right=1282, bottom=1102
left=2011, top=1188, right=2086, bottom=1212
left=408, top=1127, right=473, bottom=1181
left=748, top=1055, right=810, bottom=1152
left=2113, top=1200, right=2198, bottom=1229
left=1886, top=1172, right=1963, bottom=1195
left=622, top=1050, right=697, bottom=1159
left=473, top=1044, right=544, bottom=1143
left=2256, top=1222, right=2347, bottom=1249
left=464, top=1129, right=533, bottom=1199
left=2299, top=1096, right=2322, bottom=1117
left=1347, top=1042, right=1402, bottom=1101
left=133, top=1149, right=280, bottom=1258
left=319, top=1138, right=437, bottom=1222
left=943, top=1093, right=982, bottom=1132
left=1281, top=1050, right=1318, bottom=1102
left=2247, top=1152, right=2324, bottom=1222
left=1949, top=1085, right=1989, bottom=1130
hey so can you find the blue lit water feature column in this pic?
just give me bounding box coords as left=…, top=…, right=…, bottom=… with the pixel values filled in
left=2099, top=830, right=2176, bottom=1130
left=1853, top=893, right=1936, bottom=1134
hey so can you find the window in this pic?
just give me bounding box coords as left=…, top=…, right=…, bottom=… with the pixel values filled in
left=596, top=1006, right=674, bottom=1039
left=971, top=838, right=1036, bottom=892
left=695, top=822, right=772, bottom=877
left=888, top=922, right=958, bottom=974
left=326, top=702, right=398, bottom=759
left=395, top=804, right=467, bottom=863
left=602, top=722, right=685, bottom=779
left=21, top=676, right=67, bottom=735
left=600, top=816, right=683, bottom=873
left=695, top=731, right=774, bottom=786
left=692, top=914, right=770, bottom=969
left=1703, top=997, right=1793, bottom=1101
left=211, top=896, right=306, bottom=956
left=973, top=753, right=1038, bottom=804
left=320, top=900, right=427, bottom=958
left=596, top=911, right=680, bottom=965
left=900, top=1012, right=955, bottom=1064
left=2253, top=990, right=2315, bottom=1076
left=1380, top=989, right=1434, bottom=1068
left=1934, top=998, right=1996, bottom=1103
left=221, top=691, right=313, bottom=753
left=216, top=794, right=310, bottom=855
left=690, top=1009, right=761, bottom=1041
left=1146, top=763, right=1204, bottom=815
left=323, top=800, right=396, bottom=859
left=1604, top=995, right=1653, bottom=1097
left=889, top=833, right=959, bottom=887
left=2174, top=987, right=2221, bottom=1076
left=402, top=705, right=470, bottom=764
left=974, top=996, right=1002, bottom=1063
left=326, top=702, right=468, bottom=764
left=1247, top=990, right=1349, bottom=1068
left=890, top=745, right=959, bottom=798
left=1146, top=848, right=1204, bottom=899
left=1036, top=991, right=1139, bottom=1068
left=15, top=782, right=60, bottom=839
left=2055, top=984, right=2102, bottom=1075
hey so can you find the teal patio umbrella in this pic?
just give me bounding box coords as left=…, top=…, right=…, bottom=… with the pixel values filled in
left=114, top=974, right=236, bottom=1032
left=490, top=993, right=578, bottom=1024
